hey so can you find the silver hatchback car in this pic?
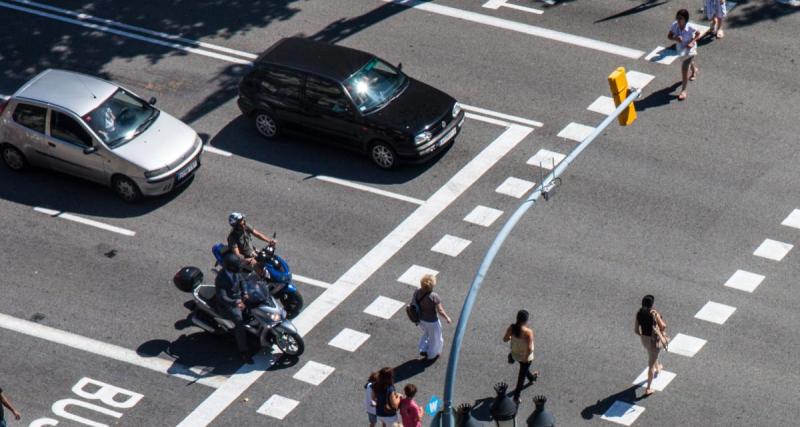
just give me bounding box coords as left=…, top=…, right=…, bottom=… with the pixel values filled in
left=0, top=69, right=202, bottom=202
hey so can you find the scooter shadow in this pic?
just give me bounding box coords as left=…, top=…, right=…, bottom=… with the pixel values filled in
left=137, top=332, right=250, bottom=378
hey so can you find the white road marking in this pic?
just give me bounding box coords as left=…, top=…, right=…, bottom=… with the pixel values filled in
left=557, top=122, right=595, bottom=143
left=293, top=274, right=332, bottom=289
left=466, top=112, right=511, bottom=127
left=667, top=333, right=707, bottom=357
left=256, top=395, right=299, bottom=420
left=9, top=0, right=257, bottom=60
left=527, top=148, right=566, bottom=170
left=724, top=269, right=765, bottom=293
left=644, top=46, right=680, bottom=65
left=753, top=238, right=793, bottom=261
left=781, top=209, right=800, bottom=229
left=483, top=0, right=544, bottom=15
left=695, top=301, right=736, bottom=325
left=600, top=401, right=646, bottom=426
left=431, top=234, right=472, bottom=257
left=398, top=265, right=440, bottom=287
left=0, top=312, right=226, bottom=388
left=461, top=104, right=543, bottom=128
left=632, top=368, right=676, bottom=391
left=328, top=328, right=371, bottom=352
left=495, top=176, right=536, bottom=198
left=293, top=361, right=336, bottom=386
left=0, top=0, right=254, bottom=65
left=382, top=0, right=645, bottom=59
left=464, top=205, right=504, bottom=227
left=587, top=96, right=616, bottom=116
left=34, top=207, right=136, bottom=236
left=626, top=70, right=655, bottom=91
left=316, top=175, right=425, bottom=205
left=178, top=124, right=534, bottom=426
left=364, top=296, right=406, bottom=319
left=202, top=145, right=232, bottom=157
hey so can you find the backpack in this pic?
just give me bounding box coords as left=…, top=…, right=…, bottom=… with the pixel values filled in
left=405, top=291, right=430, bottom=324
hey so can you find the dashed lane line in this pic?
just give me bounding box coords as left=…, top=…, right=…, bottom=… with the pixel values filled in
left=203, top=145, right=233, bottom=157
left=483, top=0, right=544, bottom=15
left=0, top=312, right=226, bottom=388
left=34, top=207, right=136, bottom=237
left=292, top=274, right=332, bottom=289
left=752, top=238, right=793, bottom=261
left=177, top=124, right=534, bottom=427
left=257, top=395, right=299, bottom=420
left=694, top=301, right=736, bottom=325
left=315, top=175, right=425, bottom=205
left=382, top=0, right=645, bottom=59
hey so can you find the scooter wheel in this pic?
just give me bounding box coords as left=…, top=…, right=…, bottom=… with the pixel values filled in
left=280, top=292, right=304, bottom=319
left=275, top=331, right=304, bottom=357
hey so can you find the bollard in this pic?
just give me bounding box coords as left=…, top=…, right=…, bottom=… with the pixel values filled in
left=608, top=67, right=637, bottom=126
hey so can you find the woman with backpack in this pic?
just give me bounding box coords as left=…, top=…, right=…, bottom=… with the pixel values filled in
left=503, top=310, right=539, bottom=404
left=634, top=294, right=669, bottom=396
left=372, top=367, right=401, bottom=426
left=412, top=274, right=452, bottom=361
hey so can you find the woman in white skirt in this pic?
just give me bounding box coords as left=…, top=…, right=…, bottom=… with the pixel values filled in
left=413, top=274, right=452, bottom=361
left=668, top=9, right=702, bottom=101
left=704, top=0, right=727, bottom=38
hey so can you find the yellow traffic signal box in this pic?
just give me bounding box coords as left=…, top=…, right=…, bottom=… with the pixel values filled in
left=608, top=67, right=637, bottom=126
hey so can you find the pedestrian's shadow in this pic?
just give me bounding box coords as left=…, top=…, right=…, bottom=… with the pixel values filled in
left=393, top=358, right=437, bottom=383
left=635, top=82, right=682, bottom=111
left=581, top=385, right=644, bottom=420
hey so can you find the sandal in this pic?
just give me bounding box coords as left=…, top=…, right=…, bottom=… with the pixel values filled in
left=716, top=29, right=724, bottom=38
left=690, top=68, right=699, bottom=81
left=677, top=92, right=687, bottom=101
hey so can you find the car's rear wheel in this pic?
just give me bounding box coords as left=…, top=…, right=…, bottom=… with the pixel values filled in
left=112, top=175, right=142, bottom=203
left=1, top=145, right=27, bottom=171
left=254, top=111, right=279, bottom=139
left=369, top=141, right=397, bottom=169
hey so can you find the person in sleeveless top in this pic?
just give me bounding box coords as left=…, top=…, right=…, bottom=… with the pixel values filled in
left=503, top=310, right=539, bottom=404
left=634, top=294, right=667, bottom=396
left=372, top=367, right=401, bottom=426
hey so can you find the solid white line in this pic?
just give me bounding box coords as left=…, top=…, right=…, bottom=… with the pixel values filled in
left=383, top=0, right=644, bottom=59
left=202, top=145, right=232, bottom=157
left=34, top=207, right=136, bottom=236
left=0, top=312, right=226, bottom=388
left=177, top=124, right=534, bottom=426
left=465, top=112, right=511, bottom=128
left=0, top=0, right=254, bottom=65
left=10, top=0, right=258, bottom=59
left=316, top=175, right=425, bottom=205
left=461, top=104, right=543, bottom=128
left=502, top=2, right=545, bottom=15
left=292, top=274, right=331, bottom=289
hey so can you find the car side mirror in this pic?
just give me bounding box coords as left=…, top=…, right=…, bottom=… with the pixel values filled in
left=397, top=62, right=403, bottom=71
left=83, top=146, right=97, bottom=155
left=148, top=97, right=157, bottom=105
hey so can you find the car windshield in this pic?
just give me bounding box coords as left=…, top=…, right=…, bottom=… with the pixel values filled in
left=343, top=58, right=407, bottom=113
left=83, top=89, right=158, bottom=148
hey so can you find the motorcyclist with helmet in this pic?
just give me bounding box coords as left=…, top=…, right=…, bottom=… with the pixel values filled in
left=227, top=212, right=277, bottom=268
left=215, top=252, right=254, bottom=364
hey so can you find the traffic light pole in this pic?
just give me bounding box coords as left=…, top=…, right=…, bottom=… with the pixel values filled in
left=437, top=84, right=642, bottom=427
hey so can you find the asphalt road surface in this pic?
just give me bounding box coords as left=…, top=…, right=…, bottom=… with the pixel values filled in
left=1, top=0, right=798, bottom=426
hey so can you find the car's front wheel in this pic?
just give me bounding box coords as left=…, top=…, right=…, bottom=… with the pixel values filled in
left=369, top=141, right=397, bottom=169
left=112, top=175, right=142, bottom=203
left=254, top=111, right=279, bottom=139
left=1, top=144, right=28, bottom=171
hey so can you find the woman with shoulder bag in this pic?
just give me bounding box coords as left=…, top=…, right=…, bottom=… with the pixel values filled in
left=372, top=367, right=401, bottom=426
left=634, top=295, right=669, bottom=396
left=414, top=275, right=452, bottom=361
left=503, top=310, right=539, bottom=404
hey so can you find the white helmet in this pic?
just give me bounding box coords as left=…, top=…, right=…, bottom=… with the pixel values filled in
left=228, top=212, right=245, bottom=227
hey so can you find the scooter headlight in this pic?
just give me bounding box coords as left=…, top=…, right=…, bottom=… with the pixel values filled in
left=270, top=312, right=282, bottom=322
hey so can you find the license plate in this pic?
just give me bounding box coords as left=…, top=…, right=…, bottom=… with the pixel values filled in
left=438, top=127, right=457, bottom=147
left=177, top=159, right=198, bottom=180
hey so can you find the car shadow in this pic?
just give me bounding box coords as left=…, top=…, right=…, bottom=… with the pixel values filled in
left=207, top=116, right=438, bottom=185
left=0, top=165, right=186, bottom=218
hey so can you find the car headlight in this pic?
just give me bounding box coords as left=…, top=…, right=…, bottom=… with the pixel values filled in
left=144, top=166, right=170, bottom=178
left=414, top=131, right=432, bottom=145
left=452, top=102, right=462, bottom=118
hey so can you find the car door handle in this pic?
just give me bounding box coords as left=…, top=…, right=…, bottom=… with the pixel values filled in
left=47, top=142, right=56, bottom=147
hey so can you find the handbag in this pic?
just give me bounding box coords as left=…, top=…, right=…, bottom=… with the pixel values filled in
left=651, top=311, right=670, bottom=350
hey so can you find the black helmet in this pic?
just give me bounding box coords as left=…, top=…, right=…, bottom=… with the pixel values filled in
left=222, top=252, right=242, bottom=273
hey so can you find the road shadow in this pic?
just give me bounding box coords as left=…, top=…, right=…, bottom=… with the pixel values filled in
left=595, top=1, right=669, bottom=24
left=726, top=0, right=799, bottom=29
left=0, top=164, right=185, bottom=217
left=581, top=385, right=644, bottom=420
left=392, top=357, right=438, bottom=383
left=208, top=116, right=436, bottom=184
left=635, top=82, right=682, bottom=111
left=307, top=1, right=427, bottom=44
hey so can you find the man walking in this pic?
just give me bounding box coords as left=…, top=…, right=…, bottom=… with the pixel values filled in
left=1, top=387, right=22, bottom=426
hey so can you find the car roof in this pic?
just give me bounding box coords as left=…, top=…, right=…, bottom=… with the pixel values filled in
left=13, top=69, right=119, bottom=116
left=256, top=37, right=375, bottom=82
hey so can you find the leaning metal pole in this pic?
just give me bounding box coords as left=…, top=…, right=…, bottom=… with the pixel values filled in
left=438, top=87, right=642, bottom=427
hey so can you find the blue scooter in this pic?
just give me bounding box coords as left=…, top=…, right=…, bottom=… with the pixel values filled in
left=212, top=238, right=304, bottom=319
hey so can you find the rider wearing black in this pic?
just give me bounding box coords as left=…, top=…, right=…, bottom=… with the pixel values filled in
left=215, top=252, right=253, bottom=364
left=227, top=212, right=276, bottom=268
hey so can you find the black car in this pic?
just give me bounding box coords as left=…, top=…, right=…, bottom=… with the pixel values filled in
left=237, top=37, right=465, bottom=169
